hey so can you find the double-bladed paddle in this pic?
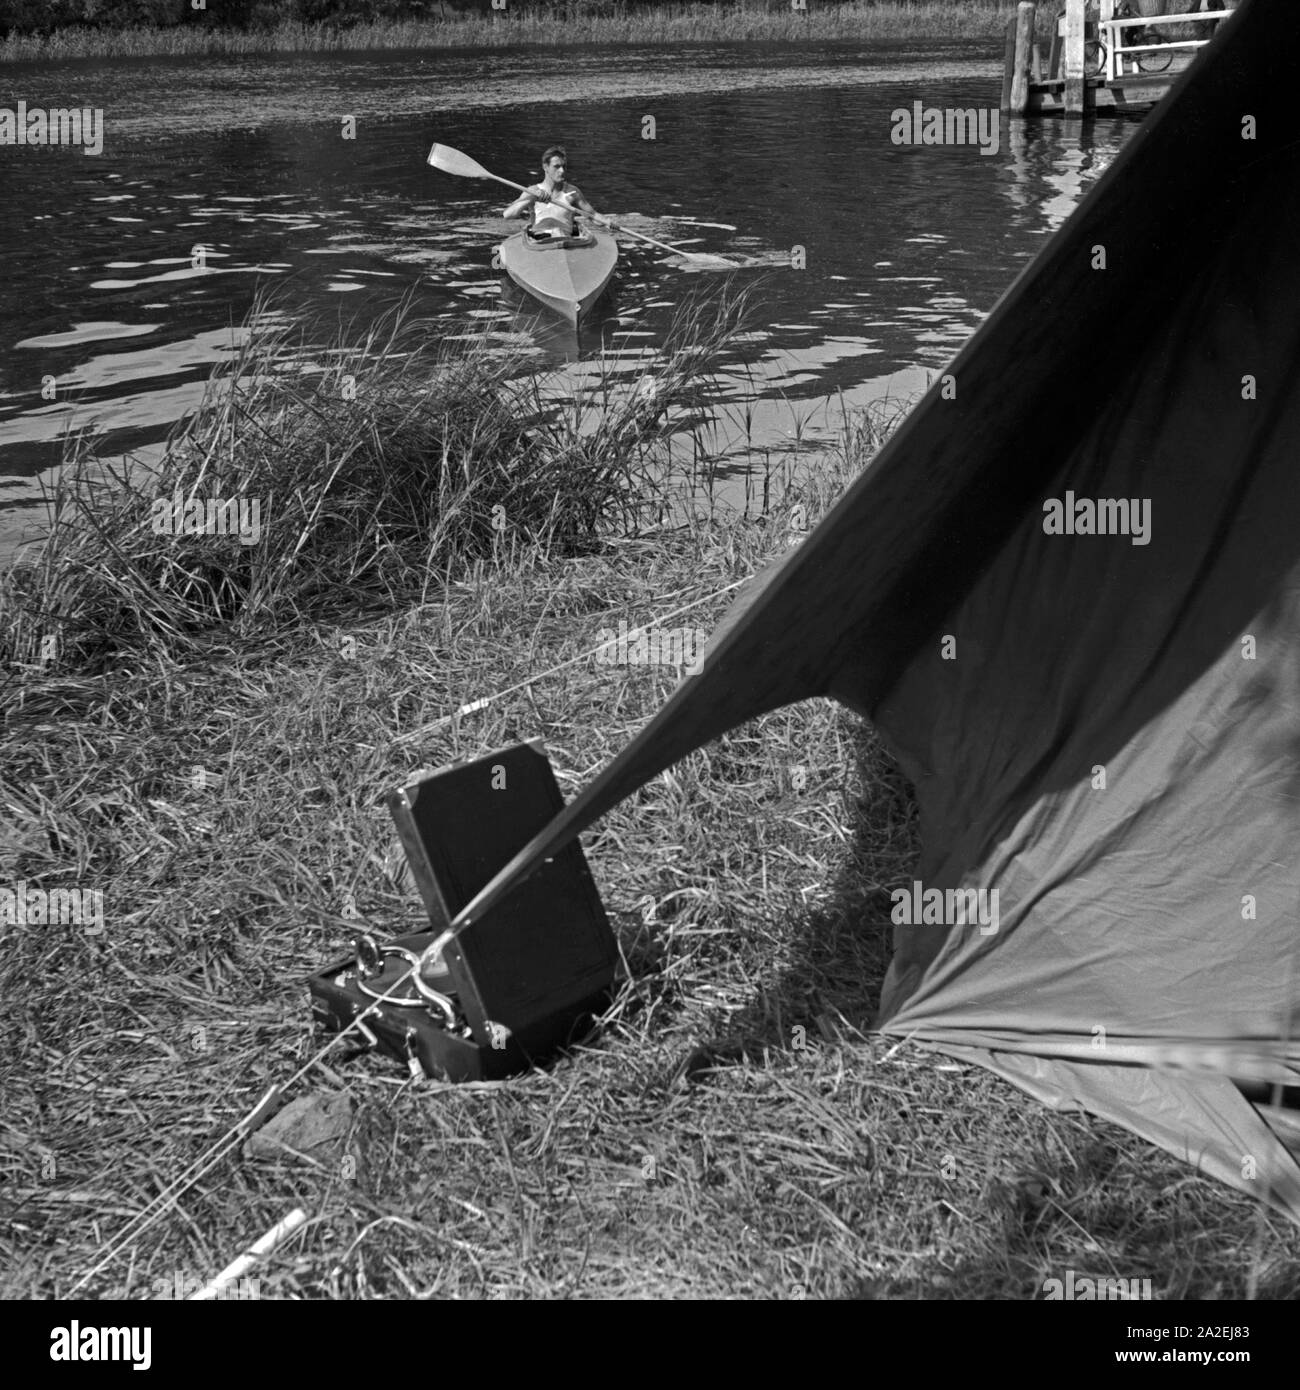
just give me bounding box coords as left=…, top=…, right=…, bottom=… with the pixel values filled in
left=427, top=142, right=738, bottom=269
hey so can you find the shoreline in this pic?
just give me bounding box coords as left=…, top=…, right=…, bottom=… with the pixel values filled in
left=0, top=3, right=1023, bottom=64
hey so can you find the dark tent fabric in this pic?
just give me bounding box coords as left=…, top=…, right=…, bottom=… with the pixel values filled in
left=450, top=0, right=1300, bottom=1218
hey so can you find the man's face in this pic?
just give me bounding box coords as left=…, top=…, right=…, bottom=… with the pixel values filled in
left=544, top=156, right=566, bottom=183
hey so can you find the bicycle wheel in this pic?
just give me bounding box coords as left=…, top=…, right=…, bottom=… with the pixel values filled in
left=1135, top=27, right=1173, bottom=73
left=1084, top=39, right=1107, bottom=78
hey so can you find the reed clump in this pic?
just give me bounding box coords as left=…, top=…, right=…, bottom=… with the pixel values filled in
left=0, top=283, right=749, bottom=683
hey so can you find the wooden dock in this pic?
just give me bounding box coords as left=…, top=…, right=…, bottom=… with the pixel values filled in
left=1003, top=1, right=1237, bottom=118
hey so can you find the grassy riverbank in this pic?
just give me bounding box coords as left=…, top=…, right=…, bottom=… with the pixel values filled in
left=0, top=2, right=1026, bottom=63
left=2, top=293, right=1293, bottom=1299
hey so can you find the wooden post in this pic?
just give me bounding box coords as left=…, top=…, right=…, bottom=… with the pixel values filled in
left=1032, top=41, right=1043, bottom=83
left=1098, top=0, right=1117, bottom=82
left=1010, top=3, right=1036, bottom=115
left=1063, top=0, right=1087, bottom=117
left=1001, top=16, right=1018, bottom=112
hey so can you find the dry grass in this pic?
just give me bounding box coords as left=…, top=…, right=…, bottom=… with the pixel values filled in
left=1, top=293, right=1296, bottom=1301
left=0, top=2, right=1029, bottom=63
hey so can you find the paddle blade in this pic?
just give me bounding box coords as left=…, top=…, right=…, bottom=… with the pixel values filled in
left=427, top=143, right=491, bottom=180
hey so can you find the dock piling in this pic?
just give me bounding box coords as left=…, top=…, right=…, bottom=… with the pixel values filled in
left=1001, top=15, right=1017, bottom=112
left=1063, top=0, right=1087, bottom=116
left=1009, top=2, right=1036, bottom=116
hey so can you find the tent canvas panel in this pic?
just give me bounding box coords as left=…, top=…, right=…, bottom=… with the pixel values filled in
left=947, top=1046, right=1300, bottom=1221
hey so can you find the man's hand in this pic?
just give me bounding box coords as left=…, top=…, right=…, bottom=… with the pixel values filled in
left=532, top=190, right=551, bottom=203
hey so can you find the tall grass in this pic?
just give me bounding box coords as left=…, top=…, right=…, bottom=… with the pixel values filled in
left=0, top=2, right=1028, bottom=62
left=0, top=283, right=750, bottom=684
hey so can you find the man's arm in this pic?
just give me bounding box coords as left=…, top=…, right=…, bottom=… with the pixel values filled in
left=503, top=185, right=548, bottom=220
left=568, top=186, right=609, bottom=227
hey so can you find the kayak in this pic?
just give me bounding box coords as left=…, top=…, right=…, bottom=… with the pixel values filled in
left=498, top=226, right=618, bottom=327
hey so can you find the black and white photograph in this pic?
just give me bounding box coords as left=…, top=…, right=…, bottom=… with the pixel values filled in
left=1, top=0, right=1296, bottom=1335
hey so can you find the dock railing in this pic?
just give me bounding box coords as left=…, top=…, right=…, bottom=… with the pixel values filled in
left=1096, top=4, right=1236, bottom=83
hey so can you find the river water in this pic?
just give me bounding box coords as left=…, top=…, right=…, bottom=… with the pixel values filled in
left=0, top=40, right=1139, bottom=557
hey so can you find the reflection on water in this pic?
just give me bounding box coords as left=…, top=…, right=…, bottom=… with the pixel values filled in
left=0, top=41, right=1138, bottom=556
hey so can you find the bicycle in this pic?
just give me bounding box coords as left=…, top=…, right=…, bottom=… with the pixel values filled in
left=1116, top=2, right=1175, bottom=74
left=1077, top=4, right=1175, bottom=80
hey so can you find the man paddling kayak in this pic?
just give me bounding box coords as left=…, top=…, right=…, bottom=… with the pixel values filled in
left=503, top=146, right=608, bottom=240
